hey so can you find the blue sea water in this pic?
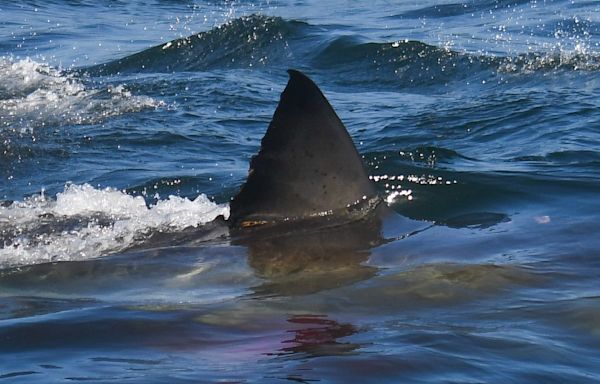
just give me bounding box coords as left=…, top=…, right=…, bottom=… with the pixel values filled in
left=1, top=0, right=600, bottom=382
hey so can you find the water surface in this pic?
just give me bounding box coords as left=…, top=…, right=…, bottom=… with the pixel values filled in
left=1, top=1, right=600, bottom=382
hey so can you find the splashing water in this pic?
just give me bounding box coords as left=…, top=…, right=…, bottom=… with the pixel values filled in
left=0, top=57, right=164, bottom=132
left=0, top=184, right=229, bottom=268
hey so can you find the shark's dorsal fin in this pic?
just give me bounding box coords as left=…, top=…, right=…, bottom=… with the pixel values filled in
left=229, top=69, right=377, bottom=228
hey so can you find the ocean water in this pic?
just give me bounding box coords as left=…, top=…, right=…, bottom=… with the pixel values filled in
left=1, top=0, right=600, bottom=382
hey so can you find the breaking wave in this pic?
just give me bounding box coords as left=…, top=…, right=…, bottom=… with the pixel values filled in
left=0, top=57, right=163, bottom=132
left=497, top=48, right=600, bottom=73
left=0, top=184, right=229, bottom=269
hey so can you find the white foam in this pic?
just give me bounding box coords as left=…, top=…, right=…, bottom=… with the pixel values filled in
left=498, top=41, right=600, bottom=73
left=0, top=57, right=163, bottom=132
left=0, top=184, right=230, bottom=269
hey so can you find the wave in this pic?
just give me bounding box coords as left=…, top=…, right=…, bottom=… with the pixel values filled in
left=497, top=49, right=600, bottom=72
left=0, top=184, right=229, bottom=269
left=396, top=146, right=477, bottom=167
left=311, top=37, right=494, bottom=87
left=0, top=57, right=163, bottom=132
left=80, top=14, right=600, bottom=88
left=512, top=150, right=600, bottom=170
left=86, top=15, right=306, bottom=74
left=393, top=0, right=534, bottom=19
left=313, top=37, right=600, bottom=86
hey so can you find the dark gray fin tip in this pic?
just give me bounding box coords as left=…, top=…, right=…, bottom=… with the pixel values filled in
left=230, top=69, right=377, bottom=229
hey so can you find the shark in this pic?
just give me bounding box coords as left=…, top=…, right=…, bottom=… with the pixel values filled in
left=130, top=69, right=422, bottom=294
left=122, top=69, right=426, bottom=294
left=1, top=69, right=425, bottom=296
left=223, top=69, right=423, bottom=294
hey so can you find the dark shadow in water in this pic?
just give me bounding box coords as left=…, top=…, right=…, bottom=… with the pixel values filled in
left=271, top=314, right=360, bottom=358
left=438, top=212, right=510, bottom=229
left=233, top=206, right=388, bottom=296
left=235, top=207, right=509, bottom=296
left=0, top=371, right=40, bottom=379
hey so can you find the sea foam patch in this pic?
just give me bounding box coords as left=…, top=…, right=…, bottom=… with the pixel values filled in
left=0, top=184, right=230, bottom=269
left=0, top=57, right=163, bottom=132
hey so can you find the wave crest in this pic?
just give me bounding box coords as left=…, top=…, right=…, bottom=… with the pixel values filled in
left=0, top=57, right=163, bottom=132
left=82, top=14, right=600, bottom=84
left=0, top=184, right=229, bottom=269
left=87, top=15, right=302, bottom=74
